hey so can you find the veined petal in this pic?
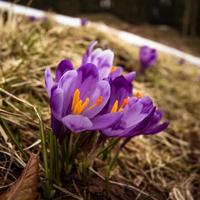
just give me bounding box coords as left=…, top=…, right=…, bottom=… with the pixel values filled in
left=77, top=63, right=99, bottom=99
left=82, top=41, right=98, bottom=65
left=91, top=112, right=122, bottom=130
left=109, top=66, right=122, bottom=80
left=58, top=70, right=78, bottom=113
left=55, top=59, right=73, bottom=82
left=107, top=76, right=132, bottom=111
left=148, top=109, right=163, bottom=126
left=83, top=80, right=111, bottom=118
left=124, top=72, right=136, bottom=83
left=50, top=87, right=64, bottom=119
left=62, top=114, right=93, bottom=132
left=91, top=48, right=103, bottom=63
left=97, top=50, right=114, bottom=79
left=44, top=68, right=54, bottom=97
left=143, top=121, right=169, bottom=135
left=123, top=105, right=147, bottom=128
left=51, top=114, right=66, bottom=142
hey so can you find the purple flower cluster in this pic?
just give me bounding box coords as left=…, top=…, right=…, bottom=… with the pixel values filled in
left=45, top=41, right=169, bottom=141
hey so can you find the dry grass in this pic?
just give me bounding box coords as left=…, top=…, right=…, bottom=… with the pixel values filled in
left=0, top=12, right=200, bottom=200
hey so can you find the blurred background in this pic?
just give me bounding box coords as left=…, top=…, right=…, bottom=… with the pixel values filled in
left=9, top=0, right=200, bottom=36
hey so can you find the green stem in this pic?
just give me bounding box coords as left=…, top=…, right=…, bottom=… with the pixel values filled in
left=104, top=149, right=120, bottom=197
left=35, top=108, right=51, bottom=198
left=37, top=110, right=48, bottom=182
left=50, top=133, right=60, bottom=184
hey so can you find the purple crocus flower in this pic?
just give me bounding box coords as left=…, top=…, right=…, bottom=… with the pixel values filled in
left=45, top=59, right=122, bottom=141
left=139, top=46, right=157, bottom=71
left=80, top=18, right=89, bottom=27
left=101, top=76, right=169, bottom=138
left=82, top=41, right=114, bottom=80
left=82, top=41, right=136, bottom=82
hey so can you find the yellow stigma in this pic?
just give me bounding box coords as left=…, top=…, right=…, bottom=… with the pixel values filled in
left=111, top=100, right=119, bottom=113
left=71, top=89, right=90, bottom=114
left=134, top=91, right=142, bottom=99
left=88, top=96, right=103, bottom=110
left=111, top=66, right=117, bottom=73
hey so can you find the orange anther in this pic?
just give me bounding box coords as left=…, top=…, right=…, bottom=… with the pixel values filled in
left=111, top=66, right=117, bottom=73
left=134, top=91, right=142, bottom=99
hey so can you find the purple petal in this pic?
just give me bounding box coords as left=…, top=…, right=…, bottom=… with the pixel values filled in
left=143, top=121, right=169, bottom=135
left=124, top=71, right=136, bottom=83
left=121, top=107, right=156, bottom=137
left=51, top=114, right=66, bottom=142
left=139, top=96, right=153, bottom=113
left=148, top=109, right=163, bottom=126
left=107, top=76, right=132, bottom=111
left=109, top=67, right=122, bottom=80
left=62, top=114, right=93, bottom=132
left=77, top=63, right=99, bottom=99
left=82, top=41, right=98, bottom=65
left=97, top=50, right=114, bottom=79
left=91, top=48, right=103, bottom=62
left=44, top=68, right=54, bottom=97
left=102, top=106, right=155, bottom=138
left=58, top=70, right=78, bottom=113
left=50, top=87, right=64, bottom=119
left=55, top=59, right=73, bottom=82
left=123, top=101, right=147, bottom=128
left=83, top=80, right=110, bottom=118
left=91, top=112, right=122, bottom=130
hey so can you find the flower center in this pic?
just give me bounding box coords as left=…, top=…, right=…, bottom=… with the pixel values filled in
left=111, top=97, right=128, bottom=113
left=71, top=89, right=103, bottom=114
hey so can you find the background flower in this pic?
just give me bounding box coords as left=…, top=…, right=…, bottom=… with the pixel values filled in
left=80, top=18, right=89, bottom=26
left=139, top=45, right=157, bottom=71
left=82, top=41, right=114, bottom=79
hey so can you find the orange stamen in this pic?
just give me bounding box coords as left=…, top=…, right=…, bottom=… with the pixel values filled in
left=73, top=98, right=90, bottom=114
left=134, top=91, right=142, bottom=99
left=96, top=96, right=103, bottom=105
left=72, top=89, right=90, bottom=114
left=79, top=98, right=90, bottom=114
left=120, top=98, right=128, bottom=109
left=111, top=66, right=117, bottom=73
left=111, top=100, right=119, bottom=113
left=88, top=96, right=103, bottom=110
